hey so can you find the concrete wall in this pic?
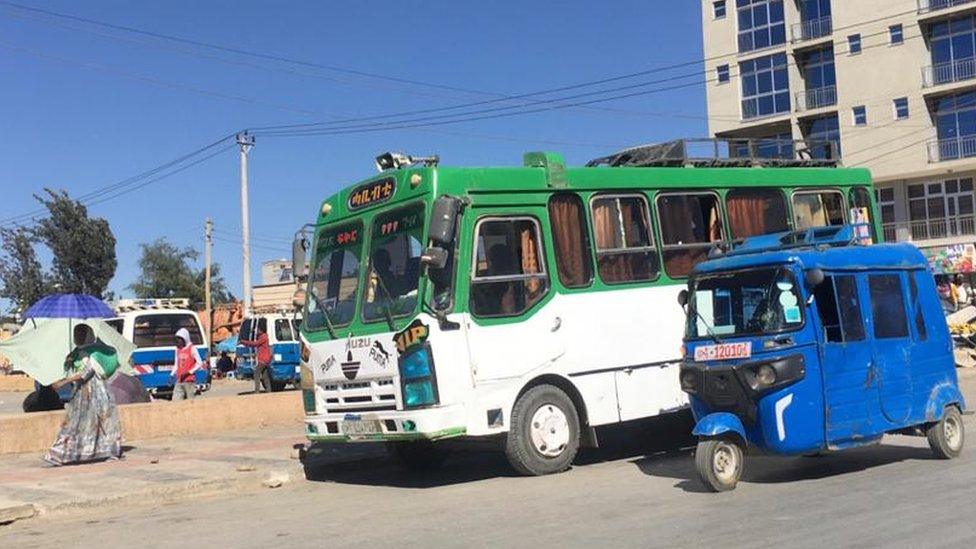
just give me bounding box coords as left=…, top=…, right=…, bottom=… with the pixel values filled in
left=0, top=392, right=303, bottom=455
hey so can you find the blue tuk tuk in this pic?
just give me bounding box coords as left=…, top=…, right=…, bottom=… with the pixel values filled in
left=678, top=226, right=967, bottom=492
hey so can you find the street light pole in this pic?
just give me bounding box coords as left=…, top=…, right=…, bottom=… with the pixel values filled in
left=204, top=217, right=213, bottom=351
left=237, top=131, right=255, bottom=317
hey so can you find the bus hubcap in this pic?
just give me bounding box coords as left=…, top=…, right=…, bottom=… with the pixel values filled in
left=945, top=414, right=962, bottom=450
left=713, top=444, right=738, bottom=482
left=530, top=405, right=570, bottom=457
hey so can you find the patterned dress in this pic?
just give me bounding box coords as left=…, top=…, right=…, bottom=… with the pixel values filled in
left=44, top=346, right=123, bottom=465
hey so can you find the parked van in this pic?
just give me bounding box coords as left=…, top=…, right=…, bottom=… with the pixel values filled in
left=106, top=309, right=210, bottom=396
left=236, top=312, right=302, bottom=391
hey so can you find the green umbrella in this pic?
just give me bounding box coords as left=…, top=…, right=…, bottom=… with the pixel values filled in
left=0, top=318, right=136, bottom=385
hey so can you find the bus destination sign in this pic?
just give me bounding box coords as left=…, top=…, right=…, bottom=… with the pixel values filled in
left=348, top=177, right=396, bottom=211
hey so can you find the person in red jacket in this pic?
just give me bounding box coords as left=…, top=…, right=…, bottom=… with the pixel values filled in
left=171, top=328, right=203, bottom=400
left=240, top=325, right=272, bottom=393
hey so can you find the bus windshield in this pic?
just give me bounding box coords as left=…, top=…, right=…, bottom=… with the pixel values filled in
left=686, top=267, right=803, bottom=340
left=306, top=222, right=363, bottom=331
left=363, top=203, right=424, bottom=322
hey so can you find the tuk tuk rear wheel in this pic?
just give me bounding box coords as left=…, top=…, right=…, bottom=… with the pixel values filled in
left=695, top=438, right=743, bottom=492
left=927, top=406, right=964, bottom=459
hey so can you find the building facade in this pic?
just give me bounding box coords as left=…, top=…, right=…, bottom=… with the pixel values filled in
left=261, top=259, right=293, bottom=285
left=702, top=0, right=976, bottom=274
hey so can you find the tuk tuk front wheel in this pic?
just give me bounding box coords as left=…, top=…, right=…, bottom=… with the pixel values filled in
left=927, top=406, right=965, bottom=459
left=695, top=438, right=743, bottom=492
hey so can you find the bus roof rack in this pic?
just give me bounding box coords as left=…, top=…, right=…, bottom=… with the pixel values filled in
left=586, top=138, right=840, bottom=168
left=724, top=225, right=872, bottom=257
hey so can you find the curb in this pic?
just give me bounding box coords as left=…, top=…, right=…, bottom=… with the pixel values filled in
left=0, top=503, right=37, bottom=525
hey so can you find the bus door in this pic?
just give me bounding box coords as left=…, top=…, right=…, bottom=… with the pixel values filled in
left=464, top=214, right=565, bottom=382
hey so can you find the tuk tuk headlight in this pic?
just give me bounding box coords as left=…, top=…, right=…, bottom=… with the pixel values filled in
left=755, top=364, right=777, bottom=387
left=680, top=369, right=699, bottom=393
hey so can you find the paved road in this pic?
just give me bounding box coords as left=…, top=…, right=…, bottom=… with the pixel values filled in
left=3, top=373, right=975, bottom=548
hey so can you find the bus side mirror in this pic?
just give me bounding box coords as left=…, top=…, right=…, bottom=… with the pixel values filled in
left=292, top=235, right=309, bottom=282
left=805, top=268, right=825, bottom=289
left=429, top=196, right=463, bottom=246
left=421, top=247, right=448, bottom=270
left=677, top=289, right=689, bottom=308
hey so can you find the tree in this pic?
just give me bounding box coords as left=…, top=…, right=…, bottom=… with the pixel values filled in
left=32, top=189, right=117, bottom=298
left=0, top=227, right=49, bottom=314
left=129, top=238, right=233, bottom=305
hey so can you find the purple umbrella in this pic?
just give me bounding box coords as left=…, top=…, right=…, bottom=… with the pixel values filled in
left=24, top=294, right=115, bottom=319
left=106, top=373, right=151, bottom=404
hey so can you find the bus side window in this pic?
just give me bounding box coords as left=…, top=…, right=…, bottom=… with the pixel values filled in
left=850, top=186, right=876, bottom=242
left=726, top=188, right=789, bottom=241
left=548, top=193, right=594, bottom=288
left=792, top=190, right=845, bottom=230
left=590, top=194, right=659, bottom=284
left=656, top=192, right=724, bottom=279
left=909, top=271, right=927, bottom=341
left=469, top=217, right=549, bottom=318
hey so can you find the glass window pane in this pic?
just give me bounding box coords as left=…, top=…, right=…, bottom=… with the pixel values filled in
left=549, top=194, right=593, bottom=288
left=363, top=204, right=425, bottom=322
left=869, top=274, right=909, bottom=339
left=726, top=188, right=789, bottom=239
left=470, top=218, right=549, bottom=317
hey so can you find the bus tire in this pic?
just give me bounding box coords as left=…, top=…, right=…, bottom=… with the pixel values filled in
left=388, top=441, right=450, bottom=471
left=927, top=406, right=964, bottom=459
left=505, top=384, right=580, bottom=476
left=694, top=438, right=743, bottom=492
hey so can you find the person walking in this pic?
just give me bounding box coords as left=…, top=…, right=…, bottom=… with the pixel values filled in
left=171, top=328, right=203, bottom=400
left=44, top=323, right=123, bottom=466
left=240, top=325, right=272, bottom=394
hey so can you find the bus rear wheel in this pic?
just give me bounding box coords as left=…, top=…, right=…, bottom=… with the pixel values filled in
left=388, top=441, right=451, bottom=471
left=505, top=384, right=580, bottom=476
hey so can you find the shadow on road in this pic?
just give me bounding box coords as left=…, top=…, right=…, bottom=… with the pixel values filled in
left=635, top=440, right=938, bottom=492
left=301, top=411, right=698, bottom=489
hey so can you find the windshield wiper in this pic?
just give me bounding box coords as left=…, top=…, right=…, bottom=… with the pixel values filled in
left=367, top=264, right=397, bottom=332
left=693, top=307, right=724, bottom=345
left=310, top=293, right=337, bottom=339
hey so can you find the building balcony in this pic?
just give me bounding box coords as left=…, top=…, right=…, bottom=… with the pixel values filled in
left=883, top=215, right=976, bottom=244
left=795, top=85, right=837, bottom=112
left=922, top=58, right=976, bottom=88
left=927, top=136, right=976, bottom=162
left=918, top=0, right=975, bottom=14
left=790, top=17, right=832, bottom=43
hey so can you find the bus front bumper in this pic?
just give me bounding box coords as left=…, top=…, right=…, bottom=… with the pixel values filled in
left=304, top=404, right=467, bottom=443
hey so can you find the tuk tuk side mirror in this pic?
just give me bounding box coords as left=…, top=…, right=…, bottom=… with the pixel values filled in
left=292, top=235, right=309, bottom=282
left=429, top=196, right=463, bottom=246
left=805, top=268, right=825, bottom=289
left=677, top=289, right=689, bottom=309
left=421, top=246, right=449, bottom=270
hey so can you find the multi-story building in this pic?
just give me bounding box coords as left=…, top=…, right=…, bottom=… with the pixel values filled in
left=702, top=0, right=976, bottom=274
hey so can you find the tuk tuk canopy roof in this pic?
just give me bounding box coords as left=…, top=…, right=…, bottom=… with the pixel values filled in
left=694, top=242, right=929, bottom=276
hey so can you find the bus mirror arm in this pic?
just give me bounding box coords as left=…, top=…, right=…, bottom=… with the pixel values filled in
left=420, top=247, right=448, bottom=270
left=421, top=299, right=460, bottom=332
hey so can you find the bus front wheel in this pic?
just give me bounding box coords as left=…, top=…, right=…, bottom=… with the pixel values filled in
left=505, top=384, right=580, bottom=476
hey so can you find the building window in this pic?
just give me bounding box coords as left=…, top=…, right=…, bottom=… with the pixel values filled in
left=852, top=105, right=867, bottom=126
left=740, top=52, right=790, bottom=119
left=894, top=97, right=910, bottom=120
left=848, top=34, right=862, bottom=54
left=889, top=24, right=904, bottom=45
left=717, top=64, right=730, bottom=83
left=799, top=46, right=836, bottom=109
left=714, top=0, right=727, bottom=19
left=907, top=179, right=975, bottom=240
left=934, top=91, right=976, bottom=161
left=737, top=0, right=786, bottom=53
left=800, top=0, right=831, bottom=20
left=930, top=15, right=976, bottom=86
left=802, top=114, right=841, bottom=158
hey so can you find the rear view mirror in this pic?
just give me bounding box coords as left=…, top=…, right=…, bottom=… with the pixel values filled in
left=421, top=247, right=449, bottom=270
left=805, top=268, right=825, bottom=289
left=292, top=234, right=309, bottom=282
left=677, top=289, right=689, bottom=308
left=429, top=196, right=463, bottom=245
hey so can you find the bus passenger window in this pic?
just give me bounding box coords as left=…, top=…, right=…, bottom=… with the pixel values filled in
left=869, top=274, right=909, bottom=339
left=792, top=190, right=845, bottom=230
left=590, top=194, right=659, bottom=284
left=470, top=218, right=549, bottom=317
left=657, top=193, right=724, bottom=279
left=726, top=188, right=789, bottom=240
left=548, top=194, right=593, bottom=288
left=850, top=186, right=876, bottom=243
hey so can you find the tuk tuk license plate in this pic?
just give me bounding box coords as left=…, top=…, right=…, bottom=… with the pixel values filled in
left=344, top=420, right=382, bottom=436
left=694, top=342, right=752, bottom=362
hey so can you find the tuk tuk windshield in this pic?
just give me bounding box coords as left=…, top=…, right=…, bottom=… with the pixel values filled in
left=686, top=266, right=804, bottom=340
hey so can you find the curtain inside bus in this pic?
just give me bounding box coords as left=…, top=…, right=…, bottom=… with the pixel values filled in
left=726, top=188, right=789, bottom=240
left=548, top=194, right=593, bottom=288
left=591, top=196, right=658, bottom=283
left=658, top=194, right=724, bottom=278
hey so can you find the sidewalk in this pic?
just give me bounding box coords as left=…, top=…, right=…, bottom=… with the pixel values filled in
left=0, top=424, right=384, bottom=525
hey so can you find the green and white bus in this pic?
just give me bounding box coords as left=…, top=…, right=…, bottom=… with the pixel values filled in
left=294, top=140, right=880, bottom=475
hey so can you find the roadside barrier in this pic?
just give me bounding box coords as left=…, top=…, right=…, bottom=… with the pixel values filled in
left=0, top=391, right=303, bottom=455
left=0, top=374, right=35, bottom=392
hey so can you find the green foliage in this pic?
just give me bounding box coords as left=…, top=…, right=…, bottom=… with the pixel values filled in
left=129, top=238, right=233, bottom=305
left=32, top=189, right=118, bottom=297
left=0, top=226, right=50, bottom=314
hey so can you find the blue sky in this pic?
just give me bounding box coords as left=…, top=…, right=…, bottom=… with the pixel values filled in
left=0, top=1, right=707, bottom=300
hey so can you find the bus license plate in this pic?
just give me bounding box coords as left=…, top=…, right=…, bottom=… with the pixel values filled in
left=694, top=342, right=752, bottom=362
left=344, top=420, right=382, bottom=436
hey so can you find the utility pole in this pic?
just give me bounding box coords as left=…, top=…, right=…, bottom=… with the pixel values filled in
left=204, top=217, right=213, bottom=351
left=237, top=131, right=255, bottom=317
